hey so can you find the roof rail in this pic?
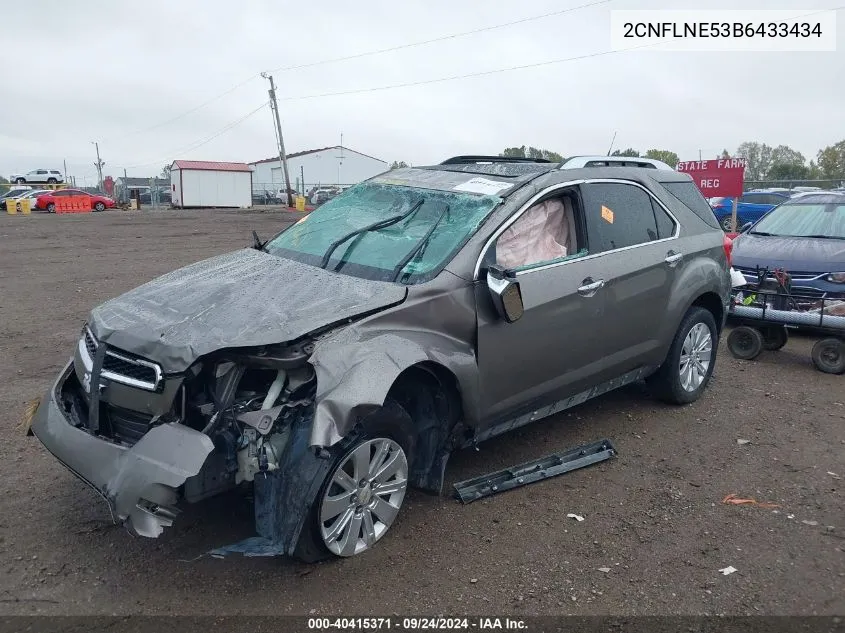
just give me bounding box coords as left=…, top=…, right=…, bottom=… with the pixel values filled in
left=440, top=155, right=553, bottom=165
left=559, top=156, right=674, bottom=171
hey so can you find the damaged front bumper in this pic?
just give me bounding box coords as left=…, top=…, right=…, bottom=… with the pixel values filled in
left=31, top=361, right=214, bottom=537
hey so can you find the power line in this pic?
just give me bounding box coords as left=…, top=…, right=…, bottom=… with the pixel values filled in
left=122, top=101, right=269, bottom=170
left=100, top=74, right=261, bottom=144
left=280, top=43, right=657, bottom=102
left=267, top=0, right=611, bottom=73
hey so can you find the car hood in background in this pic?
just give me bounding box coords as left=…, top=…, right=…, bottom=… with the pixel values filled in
left=89, top=248, right=407, bottom=372
left=731, top=233, right=845, bottom=272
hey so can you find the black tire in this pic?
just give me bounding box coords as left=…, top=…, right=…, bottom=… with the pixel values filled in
left=293, top=398, right=416, bottom=563
left=14, top=177, right=25, bottom=184
left=727, top=326, right=764, bottom=360
left=762, top=325, right=789, bottom=351
left=47, top=203, right=55, bottom=213
left=647, top=306, right=718, bottom=405
left=47, top=178, right=57, bottom=184
left=94, top=202, right=105, bottom=212
left=811, top=338, right=845, bottom=375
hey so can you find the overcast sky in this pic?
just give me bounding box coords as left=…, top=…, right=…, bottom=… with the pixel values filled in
left=1, top=0, right=842, bottom=183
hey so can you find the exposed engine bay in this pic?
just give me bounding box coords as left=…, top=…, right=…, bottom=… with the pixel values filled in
left=179, top=344, right=317, bottom=503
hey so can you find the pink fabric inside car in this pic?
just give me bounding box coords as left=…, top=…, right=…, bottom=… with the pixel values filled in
left=496, top=198, right=576, bottom=269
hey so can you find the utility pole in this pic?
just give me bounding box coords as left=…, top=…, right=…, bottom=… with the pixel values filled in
left=261, top=72, right=293, bottom=207
left=92, top=142, right=105, bottom=191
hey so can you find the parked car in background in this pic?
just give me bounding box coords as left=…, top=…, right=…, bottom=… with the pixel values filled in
left=10, top=169, right=64, bottom=185
left=35, top=189, right=115, bottom=213
left=29, top=156, right=730, bottom=561
left=710, top=190, right=793, bottom=231
left=1, top=188, right=52, bottom=211
left=731, top=191, right=845, bottom=298
left=0, top=186, right=32, bottom=210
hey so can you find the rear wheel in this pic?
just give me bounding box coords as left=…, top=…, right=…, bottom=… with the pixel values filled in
left=294, top=398, right=415, bottom=562
left=648, top=306, right=718, bottom=404
left=761, top=325, right=789, bottom=351
left=727, top=326, right=764, bottom=360
left=811, top=338, right=845, bottom=374
left=47, top=178, right=57, bottom=184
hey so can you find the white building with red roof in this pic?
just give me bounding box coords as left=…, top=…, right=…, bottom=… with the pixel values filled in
left=170, top=160, right=253, bottom=209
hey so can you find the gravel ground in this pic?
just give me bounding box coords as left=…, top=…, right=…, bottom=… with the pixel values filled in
left=0, top=209, right=842, bottom=616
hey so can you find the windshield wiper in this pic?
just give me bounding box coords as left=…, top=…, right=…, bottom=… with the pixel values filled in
left=319, top=198, right=425, bottom=269
left=749, top=231, right=777, bottom=236
left=252, top=230, right=266, bottom=251
left=799, top=234, right=845, bottom=240
left=391, top=204, right=451, bottom=282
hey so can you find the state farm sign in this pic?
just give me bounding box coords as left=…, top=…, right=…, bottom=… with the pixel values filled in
left=676, top=158, right=746, bottom=198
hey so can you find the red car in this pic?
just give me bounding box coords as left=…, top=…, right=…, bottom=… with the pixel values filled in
left=36, top=189, right=116, bottom=213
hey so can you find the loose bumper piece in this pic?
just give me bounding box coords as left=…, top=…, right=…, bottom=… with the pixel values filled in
left=453, top=439, right=617, bottom=504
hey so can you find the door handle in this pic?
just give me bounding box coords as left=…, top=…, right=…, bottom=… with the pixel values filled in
left=577, top=278, right=605, bottom=297
left=664, top=252, right=683, bottom=266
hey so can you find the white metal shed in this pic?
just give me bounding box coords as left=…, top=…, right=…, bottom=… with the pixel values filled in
left=170, top=160, right=253, bottom=209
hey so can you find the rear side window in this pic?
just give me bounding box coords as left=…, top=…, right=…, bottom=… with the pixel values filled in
left=652, top=200, right=675, bottom=239
left=580, top=183, right=659, bottom=253
left=661, top=181, right=721, bottom=229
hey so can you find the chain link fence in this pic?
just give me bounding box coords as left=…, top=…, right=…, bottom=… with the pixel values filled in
left=251, top=182, right=357, bottom=206
left=744, top=178, right=845, bottom=191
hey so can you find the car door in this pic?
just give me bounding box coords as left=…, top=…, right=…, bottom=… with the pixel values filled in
left=475, top=188, right=609, bottom=424
left=576, top=180, right=680, bottom=377
left=739, top=193, right=770, bottom=222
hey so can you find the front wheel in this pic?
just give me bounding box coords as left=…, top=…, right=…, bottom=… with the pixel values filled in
left=811, top=338, right=845, bottom=374
left=294, top=399, right=415, bottom=562
left=94, top=202, right=105, bottom=212
left=727, top=326, right=764, bottom=360
left=648, top=306, right=718, bottom=404
left=14, top=177, right=25, bottom=184
left=47, top=203, right=55, bottom=213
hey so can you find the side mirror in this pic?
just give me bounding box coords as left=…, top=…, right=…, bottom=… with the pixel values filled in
left=740, top=222, right=753, bottom=233
left=486, top=265, right=524, bottom=323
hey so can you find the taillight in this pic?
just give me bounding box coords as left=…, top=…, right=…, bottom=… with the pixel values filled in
left=722, top=234, right=733, bottom=267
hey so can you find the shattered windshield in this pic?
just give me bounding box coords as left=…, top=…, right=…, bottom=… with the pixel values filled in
left=265, top=183, right=501, bottom=283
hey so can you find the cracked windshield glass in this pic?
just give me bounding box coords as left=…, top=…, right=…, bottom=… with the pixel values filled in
left=265, top=182, right=501, bottom=282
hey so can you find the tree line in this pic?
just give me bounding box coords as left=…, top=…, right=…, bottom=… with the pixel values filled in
left=492, top=141, right=845, bottom=182
left=390, top=139, right=845, bottom=182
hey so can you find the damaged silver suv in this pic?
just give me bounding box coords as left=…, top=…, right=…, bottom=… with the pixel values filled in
left=30, top=156, right=732, bottom=561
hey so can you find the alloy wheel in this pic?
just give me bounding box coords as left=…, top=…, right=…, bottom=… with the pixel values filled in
left=679, top=322, right=713, bottom=392
left=319, top=438, right=408, bottom=556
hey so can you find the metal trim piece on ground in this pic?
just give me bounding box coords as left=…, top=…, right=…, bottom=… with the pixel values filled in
left=453, top=439, right=617, bottom=504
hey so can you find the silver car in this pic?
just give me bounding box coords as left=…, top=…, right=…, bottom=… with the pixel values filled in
left=30, top=157, right=731, bottom=560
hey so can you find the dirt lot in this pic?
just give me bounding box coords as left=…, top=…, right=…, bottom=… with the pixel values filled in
left=0, top=209, right=842, bottom=616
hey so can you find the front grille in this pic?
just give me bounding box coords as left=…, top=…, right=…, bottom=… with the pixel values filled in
left=734, top=266, right=823, bottom=282
left=84, top=328, right=97, bottom=356
left=102, top=353, right=159, bottom=385
left=106, top=406, right=154, bottom=446
left=80, top=326, right=163, bottom=392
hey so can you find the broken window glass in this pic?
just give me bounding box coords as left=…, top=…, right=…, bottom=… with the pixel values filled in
left=265, top=183, right=501, bottom=283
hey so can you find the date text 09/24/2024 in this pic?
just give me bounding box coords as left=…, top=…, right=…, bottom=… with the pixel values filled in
left=307, top=618, right=528, bottom=630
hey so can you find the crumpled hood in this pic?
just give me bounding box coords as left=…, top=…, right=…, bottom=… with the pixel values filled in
left=88, top=248, right=407, bottom=372
left=732, top=234, right=845, bottom=272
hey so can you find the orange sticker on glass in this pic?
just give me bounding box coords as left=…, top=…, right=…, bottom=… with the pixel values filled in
left=601, top=205, right=614, bottom=223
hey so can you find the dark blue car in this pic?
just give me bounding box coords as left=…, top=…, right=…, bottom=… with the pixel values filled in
left=711, top=190, right=793, bottom=232
left=731, top=192, right=845, bottom=298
